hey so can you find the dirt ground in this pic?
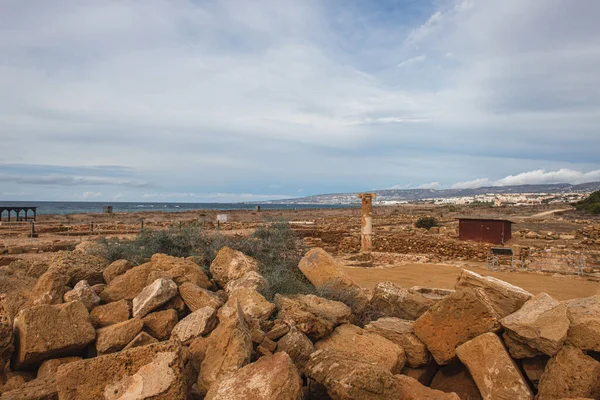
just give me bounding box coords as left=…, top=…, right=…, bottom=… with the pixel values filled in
left=344, top=262, right=600, bottom=300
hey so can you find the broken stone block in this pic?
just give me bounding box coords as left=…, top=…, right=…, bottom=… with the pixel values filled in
left=0, top=305, right=14, bottom=373
left=455, top=269, right=532, bottom=317
left=197, top=299, right=252, bottom=395
left=537, top=346, right=600, bottom=399
left=178, top=282, right=223, bottom=312
left=48, top=251, right=109, bottom=287
left=455, top=332, right=533, bottom=400
left=102, top=259, right=134, bottom=284
left=13, top=301, right=96, bottom=369
left=143, top=309, right=178, bottom=340
left=229, top=288, right=276, bottom=321
left=370, top=282, right=438, bottom=320
left=274, top=294, right=352, bottom=340
left=29, top=269, right=66, bottom=306
left=0, top=371, right=35, bottom=392
left=122, top=331, right=158, bottom=350
left=224, top=271, right=267, bottom=293
left=100, top=262, right=157, bottom=302
left=209, top=247, right=259, bottom=288
left=95, top=317, right=143, bottom=355
left=170, top=306, right=217, bottom=344
left=401, top=364, right=438, bottom=386
left=149, top=253, right=211, bottom=288
left=306, top=348, right=458, bottom=400
left=0, top=377, right=57, bottom=400
left=565, top=295, right=600, bottom=351
left=430, top=363, right=482, bottom=400
left=132, top=278, right=178, bottom=318
left=502, top=331, right=544, bottom=359
left=500, top=292, right=569, bottom=356
left=205, top=352, right=303, bottom=400
left=261, top=336, right=277, bottom=352
left=414, top=289, right=501, bottom=365
left=63, top=280, right=100, bottom=311
left=365, top=317, right=430, bottom=368
left=89, top=299, right=130, bottom=328
left=37, top=357, right=81, bottom=380
left=521, top=355, right=549, bottom=391
left=266, top=322, right=290, bottom=340
left=276, top=326, right=314, bottom=375
left=55, top=341, right=186, bottom=399
left=315, top=324, right=406, bottom=373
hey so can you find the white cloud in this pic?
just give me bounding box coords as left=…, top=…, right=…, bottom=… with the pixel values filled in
left=397, top=55, right=426, bottom=68
left=451, top=169, right=600, bottom=189
left=417, top=182, right=441, bottom=189
left=451, top=178, right=490, bottom=189
left=82, top=191, right=101, bottom=199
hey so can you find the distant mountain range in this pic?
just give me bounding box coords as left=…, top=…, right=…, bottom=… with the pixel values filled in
left=265, top=182, right=600, bottom=205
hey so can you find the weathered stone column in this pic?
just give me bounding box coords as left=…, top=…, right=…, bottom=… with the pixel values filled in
left=358, top=193, right=376, bottom=253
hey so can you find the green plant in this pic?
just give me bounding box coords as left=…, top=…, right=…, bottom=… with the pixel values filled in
left=415, top=216, right=439, bottom=230
left=575, top=190, right=600, bottom=214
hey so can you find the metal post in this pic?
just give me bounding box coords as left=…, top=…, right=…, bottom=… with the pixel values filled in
left=140, top=219, right=144, bottom=233
left=30, top=221, right=35, bottom=238
left=90, top=222, right=94, bottom=233
left=357, top=193, right=376, bottom=253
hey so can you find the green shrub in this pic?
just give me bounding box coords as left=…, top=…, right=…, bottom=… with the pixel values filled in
left=415, top=216, right=439, bottom=230
left=575, top=190, right=600, bottom=214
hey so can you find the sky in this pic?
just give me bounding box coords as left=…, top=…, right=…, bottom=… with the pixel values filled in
left=1, top=0, right=599, bottom=202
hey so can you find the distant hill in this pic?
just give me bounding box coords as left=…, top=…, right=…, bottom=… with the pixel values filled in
left=265, top=182, right=600, bottom=205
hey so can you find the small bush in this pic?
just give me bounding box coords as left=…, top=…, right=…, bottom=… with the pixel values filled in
left=415, top=216, right=439, bottom=230
left=575, top=190, right=600, bottom=214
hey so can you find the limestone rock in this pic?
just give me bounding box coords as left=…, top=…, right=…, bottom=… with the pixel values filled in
left=178, top=282, right=223, bottom=312
left=73, top=240, right=104, bottom=255
left=564, top=295, right=600, bottom=351
left=102, top=259, right=133, bottom=284
left=95, top=317, right=143, bottom=355
left=370, top=282, right=438, bottom=320
left=89, top=299, right=130, bottom=328
left=90, top=283, right=105, bottom=296
left=149, top=253, right=211, bottom=288
left=274, top=294, right=352, bottom=340
left=224, top=271, right=267, bottom=293
left=402, top=364, right=438, bottom=386
left=0, top=377, right=57, bottom=400
left=209, top=247, right=259, bottom=288
left=100, top=262, right=157, bottom=302
left=266, top=322, right=290, bottom=340
left=315, top=324, right=406, bottom=373
left=205, top=352, right=303, bottom=400
left=56, top=341, right=186, bottom=399
left=13, top=301, right=96, bottom=369
left=455, top=269, right=532, bottom=317
left=29, top=269, right=66, bottom=306
left=306, top=348, right=459, bottom=400
left=122, top=331, right=158, bottom=350
left=37, top=357, right=81, bottom=380
left=48, top=251, right=109, bottom=286
left=132, top=278, right=178, bottom=318
left=170, top=306, right=218, bottom=344
left=430, top=363, right=482, bottom=400
left=0, top=371, right=35, bottom=393
left=537, top=346, right=600, bottom=400
left=502, top=331, right=544, bottom=359
left=276, top=326, right=314, bottom=375
left=197, top=299, right=252, bottom=395
left=500, top=292, right=569, bottom=356
left=521, top=355, right=548, bottom=391
left=414, top=289, right=501, bottom=365
left=143, top=309, right=178, bottom=340
left=0, top=304, right=14, bottom=373
left=365, top=317, right=430, bottom=368
left=229, top=288, right=275, bottom=321
left=63, top=280, right=100, bottom=311
left=455, top=332, right=533, bottom=400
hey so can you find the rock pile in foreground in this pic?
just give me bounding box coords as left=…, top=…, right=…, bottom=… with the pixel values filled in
left=0, top=245, right=599, bottom=399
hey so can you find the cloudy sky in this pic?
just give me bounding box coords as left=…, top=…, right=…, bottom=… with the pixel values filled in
left=1, top=0, right=599, bottom=202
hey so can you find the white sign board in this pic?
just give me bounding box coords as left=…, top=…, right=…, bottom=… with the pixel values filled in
left=216, top=214, right=228, bottom=223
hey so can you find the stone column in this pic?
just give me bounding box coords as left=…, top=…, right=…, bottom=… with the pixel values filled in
left=358, top=193, right=376, bottom=253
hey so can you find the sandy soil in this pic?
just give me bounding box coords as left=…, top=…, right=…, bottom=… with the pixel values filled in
left=344, top=263, right=599, bottom=300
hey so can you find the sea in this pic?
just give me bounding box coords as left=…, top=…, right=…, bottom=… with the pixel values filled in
left=0, top=201, right=353, bottom=216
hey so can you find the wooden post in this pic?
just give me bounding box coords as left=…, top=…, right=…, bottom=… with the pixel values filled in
left=140, top=219, right=144, bottom=232
left=30, top=221, right=35, bottom=238
left=90, top=222, right=94, bottom=233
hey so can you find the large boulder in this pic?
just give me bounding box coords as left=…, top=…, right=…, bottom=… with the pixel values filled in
left=122, top=331, right=158, bottom=350
left=63, top=280, right=100, bottom=311
left=99, top=262, right=157, bottom=302
left=315, top=324, right=406, bottom=373
left=148, top=253, right=211, bottom=288
left=229, top=288, right=275, bottom=321
left=564, top=295, right=600, bottom=351
left=143, top=309, right=178, bottom=340
left=0, top=377, right=58, bottom=400
left=537, top=346, right=600, bottom=399
left=274, top=294, right=352, bottom=340
left=56, top=341, right=186, bottom=399
left=370, top=282, right=438, bottom=320
left=178, top=282, right=223, bottom=312
left=0, top=302, right=14, bottom=373
left=37, top=357, right=81, bottom=380
left=276, top=326, right=314, bottom=375
left=365, top=317, right=430, bottom=368
left=414, top=289, right=501, bottom=365
left=306, top=348, right=459, bottom=400
left=95, top=317, right=143, bottom=355
left=13, top=301, right=96, bottom=369
left=500, top=292, right=569, bottom=356
left=224, top=271, right=267, bottom=293
left=455, top=332, right=533, bottom=400
left=455, top=269, right=532, bottom=317
left=132, top=278, right=178, bottom=318
left=48, top=251, right=109, bottom=286
left=102, top=259, right=134, bottom=284
left=89, top=299, right=131, bottom=328
left=430, top=363, right=482, bottom=400
left=28, top=269, right=67, bottom=306
left=502, top=331, right=544, bottom=359
left=197, top=299, right=252, bottom=395
left=209, top=247, right=259, bottom=288
left=205, top=352, right=303, bottom=400
left=170, top=306, right=218, bottom=344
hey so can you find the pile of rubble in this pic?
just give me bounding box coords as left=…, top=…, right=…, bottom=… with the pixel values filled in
left=0, top=245, right=599, bottom=399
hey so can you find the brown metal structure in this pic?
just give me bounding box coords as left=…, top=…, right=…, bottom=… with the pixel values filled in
left=0, top=206, right=37, bottom=222
left=458, top=218, right=513, bottom=245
